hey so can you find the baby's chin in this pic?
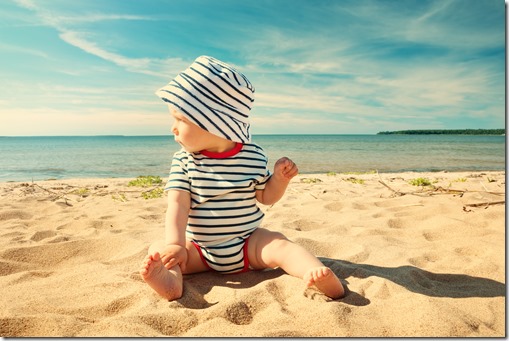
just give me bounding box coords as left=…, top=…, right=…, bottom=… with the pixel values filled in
left=178, top=142, right=199, bottom=154
left=174, top=139, right=203, bottom=154
left=174, top=139, right=186, bottom=149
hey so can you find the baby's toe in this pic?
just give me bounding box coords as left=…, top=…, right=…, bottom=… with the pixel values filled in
left=314, top=267, right=331, bottom=281
left=320, top=267, right=331, bottom=277
left=152, top=252, right=161, bottom=261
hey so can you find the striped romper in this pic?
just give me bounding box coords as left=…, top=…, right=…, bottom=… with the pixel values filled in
left=165, top=142, right=271, bottom=274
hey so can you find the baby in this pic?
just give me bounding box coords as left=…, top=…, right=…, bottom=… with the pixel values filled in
left=140, top=56, right=344, bottom=300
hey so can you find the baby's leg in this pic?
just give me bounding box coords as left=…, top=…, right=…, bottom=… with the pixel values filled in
left=248, top=228, right=345, bottom=299
left=140, top=242, right=183, bottom=301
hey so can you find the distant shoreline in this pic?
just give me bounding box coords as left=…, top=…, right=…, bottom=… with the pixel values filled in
left=377, top=129, right=505, bottom=135
left=0, top=130, right=506, bottom=137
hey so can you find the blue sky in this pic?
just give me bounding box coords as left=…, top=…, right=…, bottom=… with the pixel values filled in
left=0, top=0, right=505, bottom=136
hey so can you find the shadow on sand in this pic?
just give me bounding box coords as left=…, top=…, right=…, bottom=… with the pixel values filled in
left=173, top=258, right=504, bottom=309
left=323, top=258, right=506, bottom=300
left=176, top=268, right=285, bottom=309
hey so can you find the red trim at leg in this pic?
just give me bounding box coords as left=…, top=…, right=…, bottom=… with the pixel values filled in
left=241, top=237, right=251, bottom=273
left=192, top=241, right=212, bottom=271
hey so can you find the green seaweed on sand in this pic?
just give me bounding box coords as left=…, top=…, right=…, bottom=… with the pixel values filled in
left=128, top=176, right=163, bottom=187
left=345, top=177, right=365, bottom=185
left=300, top=178, right=323, bottom=184
left=408, top=177, right=433, bottom=187
left=142, top=188, right=164, bottom=199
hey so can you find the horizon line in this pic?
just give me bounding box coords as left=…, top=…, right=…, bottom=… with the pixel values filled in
left=1, top=128, right=505, bottom=138
left=0, top=133, right=381, bottom=138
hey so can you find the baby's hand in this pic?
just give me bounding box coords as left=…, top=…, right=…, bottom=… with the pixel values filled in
left=274, top=157, right=299, bottom=182
left=160, top=244, right=188, bottom=272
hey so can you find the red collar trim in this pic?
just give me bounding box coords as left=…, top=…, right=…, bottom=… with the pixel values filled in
left=200, top=143, right=243, bottom=159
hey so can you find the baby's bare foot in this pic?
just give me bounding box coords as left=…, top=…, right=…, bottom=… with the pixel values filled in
left=303, top=267, right=345, bottom=299
left=140, top=252, right=183, bottom=300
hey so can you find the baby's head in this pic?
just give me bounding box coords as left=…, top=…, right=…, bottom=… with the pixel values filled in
left=156, top=56, right=255, bottom=144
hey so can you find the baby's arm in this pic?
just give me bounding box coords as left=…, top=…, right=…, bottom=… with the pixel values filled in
left=160, top=190, right=191, bottom=271
left=256, top=157, right=298, bottom=205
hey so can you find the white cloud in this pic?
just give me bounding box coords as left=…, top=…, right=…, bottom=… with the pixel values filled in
left=57, top=14, right=155, bottom=24
left=56, top=32, right=190, bottom=77
left=59, top=31, right=152, bottom=72
left=12, top=0, right=189, bottom=78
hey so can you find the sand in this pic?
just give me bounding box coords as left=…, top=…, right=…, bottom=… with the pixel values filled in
left=0, top=171, right=505, bottom=337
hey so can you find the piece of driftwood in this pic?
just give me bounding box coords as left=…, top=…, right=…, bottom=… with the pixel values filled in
left=12, top=181, right=164, bottom=203
left=377, top=172, right=504, bottom=198
left=377, top=175, right=429, bottom=197
left=463, top=200, right=505, bottom=212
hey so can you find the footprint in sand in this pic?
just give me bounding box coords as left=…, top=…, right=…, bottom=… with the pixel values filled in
left=387, top=218, right=405, bottom=229
left=422, top=231, right=443, bottom=242
left=284, top=218, right=322, bottom=232
left=139, top=312, right=198, bottom=336
left=90, top=220, right=111, bottom=229
left=224, top=301, right=253, bottom=325
left=265, top=281, right=290, bottom=313
left=324, top=202, right=343, bottom=212
left=454, top=246, right=480, bottom=257
left=103, top=295, right=137, bottom=317
left=351, top=202, right=370, bottom=210
left=408, top=252, right=440, bottom=268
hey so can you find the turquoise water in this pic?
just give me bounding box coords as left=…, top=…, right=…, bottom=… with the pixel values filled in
left=0, top=135, right=505, bottom=182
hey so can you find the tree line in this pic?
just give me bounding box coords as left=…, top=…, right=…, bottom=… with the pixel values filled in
left=377, top=129, right=505, bottom=135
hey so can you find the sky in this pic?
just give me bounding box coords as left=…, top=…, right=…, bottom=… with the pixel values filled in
left=0, top=0, right=505, bottom=136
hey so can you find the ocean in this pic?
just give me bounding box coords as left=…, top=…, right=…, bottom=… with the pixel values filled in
left=0, top=135, right=505, bottom=182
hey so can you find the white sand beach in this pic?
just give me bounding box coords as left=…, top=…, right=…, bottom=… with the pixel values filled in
left=0, top=171, right=505, bottom=337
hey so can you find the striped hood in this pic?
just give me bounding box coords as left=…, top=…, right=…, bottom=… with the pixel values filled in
left=156, top=56, right=255, bottom=143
